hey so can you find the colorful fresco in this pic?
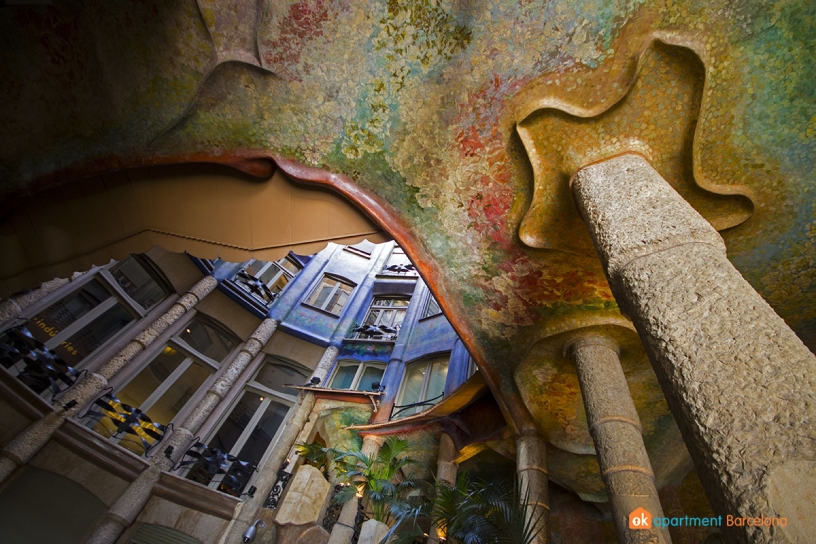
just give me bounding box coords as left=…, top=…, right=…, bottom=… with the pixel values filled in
left=1, top=0, right=814, bottom=510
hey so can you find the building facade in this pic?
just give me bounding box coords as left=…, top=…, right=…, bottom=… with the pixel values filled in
left=0, top=241, right=489, bottom=544
left=1, top=3, right=814, bottom=544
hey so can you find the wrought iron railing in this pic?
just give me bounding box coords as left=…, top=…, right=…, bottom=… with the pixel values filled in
left=263, top=460, right=294, bottom=509
left=0, top=319, right=81, bottom=396
left=381, top=263, right=417, bottom=276
left=349, top=323, right=400, bottom=341
left=80, top=392, right=169, bottom=454
left=233, top=269, right=279, bottom=305
left=390, top=393, right=444, bottom=419
left=176, top=442, right=257, bottom=497
left=322, top=485, right=367, bottom=542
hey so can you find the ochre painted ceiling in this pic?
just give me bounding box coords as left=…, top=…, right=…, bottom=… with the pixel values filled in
left=1, top=0, right=814, bottom=503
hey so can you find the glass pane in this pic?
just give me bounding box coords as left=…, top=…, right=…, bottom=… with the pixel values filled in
left=208, top=391, right=263, bottom=453
left=29, top=279, right=109, bottom=344
left=179, top=319, right=236, bottom=362
left=268, top=274, right=290, bottom=294
left=118, top=346, right=187, bottom=409
left=257, top=265, right=279, bottom=285
left=364, top=309, right=380, bottom=327
left=236, top=399, right=289, bottom=465
left=311, top=281, right=333, bottom=308
left=391, top=309, right=407, bottom=328
left=110, top=257, right=166, bottom=310
left=426, top=359, right=449, bottom=402
left=144, top=361, right=211, bottom=426
left=397, top=363, right=426, bottom=417
left=356, top=366, right=384, bottom=391
left=58, top=304, right=133, bottom=365
left=279, top=258, right=300, bottom=275
left=328, top=285, right=350, bottom=314
left=424, top=296, right=442, bottom=318
left=330, top=364, right=358, bottom=389
left=244, top=260, right=268, bottom=277
left=254, top=362, right=307, bottom=394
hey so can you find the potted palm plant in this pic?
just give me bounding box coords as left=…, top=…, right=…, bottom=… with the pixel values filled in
left=331, top=436, right=419, bottom=525
left=385, top=471, right=544, bottom=544
left=296, top=436, right=420, bottom=542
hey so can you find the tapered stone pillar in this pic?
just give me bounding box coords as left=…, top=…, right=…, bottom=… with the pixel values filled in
left=312, top=345, right=339, bottom=385
left=224, top=342, right=342, bottom=542
left=0, top=276, right=71, bottom=326
left=328, top=435, right=385, bottom=544
left=567, top=332, right=670, bottom=544
left=430, top=432, right=457, bottom=543
left=516, top=434, right=550, bottom=544
left=0, top=275, right=218, bottom=484
left=223, top=387, right=319, bottom=542
left=572, top=153, right=816, bottom=544
left=86, top=317, right=279, bottom=544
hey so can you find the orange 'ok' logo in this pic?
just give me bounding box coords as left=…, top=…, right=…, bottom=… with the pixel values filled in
left=629, top=508, right=652, bottom=530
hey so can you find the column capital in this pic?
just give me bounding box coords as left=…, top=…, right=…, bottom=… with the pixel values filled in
left=563, top=331, right=620, bottom=359
left=572, top=153, right=725, bottom=283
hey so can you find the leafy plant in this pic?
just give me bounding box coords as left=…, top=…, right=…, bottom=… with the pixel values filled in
left=294, top=441, right=334, bottom=476
left=385, top=472, right=544, bottom=544
left=330, top=436, right=420, bottom=524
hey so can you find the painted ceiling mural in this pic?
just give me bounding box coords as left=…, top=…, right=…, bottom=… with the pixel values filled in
left=1, top=0, right=814, bottom=504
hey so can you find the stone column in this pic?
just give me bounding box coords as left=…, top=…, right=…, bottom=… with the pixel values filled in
left=430, top=432, right=457, bottom=543
left=222, top=390, right=319, bottom=542
left=85, top=317, right=279, bottom=544
left=328, top=435, right=385, bottom=544
left=0, top=275, right=218, bottom=484
left=516, top=434, right=550, bottom=544
left=572, top=153, right=816, bottom=544
left=311, top=345, right=339, bottom=385
left=0, top=276, right=72, bottom=326
left=223, top=344, right=341, bottom=542
left=567, top=332, right=670, bottom=544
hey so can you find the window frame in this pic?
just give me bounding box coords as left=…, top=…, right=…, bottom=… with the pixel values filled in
left=421, top=294, right=443, bottom=320
left=235, top=257, right=301, bottom=305
left=352, top=296, right=410, bottom=340
left=394, top=354, right=450, bottom=418
left=87, top=314, right=239, bottom=454
left=304, top=275, right=356, bottom=316
left=12, top=256, right=171, bottom=376
left=190, top=358, right=307, bottom=492
left=329, top=360, right=387, bottom=391
left=380, top=246, right=418, bottom=277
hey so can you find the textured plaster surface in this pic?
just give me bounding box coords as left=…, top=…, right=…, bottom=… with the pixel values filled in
left=0, top=0, right=814, bottom=513
left=574, top=154, right=816, bottom=543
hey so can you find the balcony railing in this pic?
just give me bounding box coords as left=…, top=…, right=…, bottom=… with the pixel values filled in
left=0, top=319, right=81, bottom=396
left=80, top=392, right=169, bottom=455
left=348, top=323, right=400, bottom=342
left=178, top=442, right=257, bottom=497
left=234, top=269, right=279, bottom=306
left=390, top=393, right=444, bottom=419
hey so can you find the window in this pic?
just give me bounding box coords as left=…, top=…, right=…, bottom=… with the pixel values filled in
left=23, top=256, right=170, bottom=369
left=187, top=359, right=307, bottom=494
left=87, top=317, right=237, bottom=455
left=305, top=276, right=354, bottom=315
left=352, top=297, right=410, bottom=340
left=329, top=361, right=386, bottom=391
left=394, top=355, right=449, bottom=418
left=422, top=295, right=442, bottom=319
left=381, top=246, right=418, bottom=276
left=235, top=257, right=301, bottom=305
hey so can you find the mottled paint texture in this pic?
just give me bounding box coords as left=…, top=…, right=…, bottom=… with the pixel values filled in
left=1, top=0, right=814, bottom=511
